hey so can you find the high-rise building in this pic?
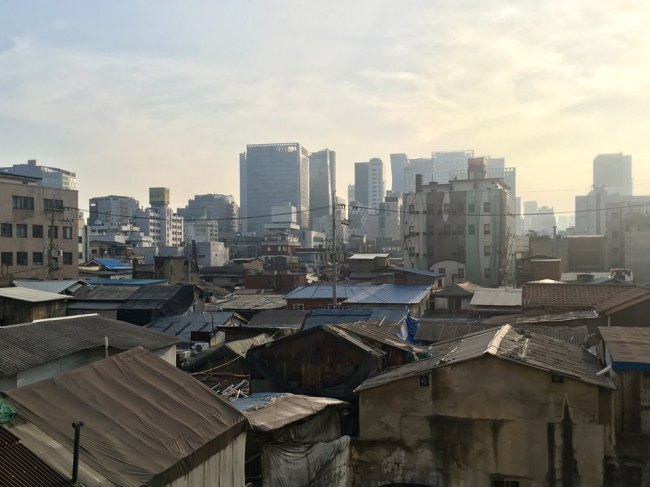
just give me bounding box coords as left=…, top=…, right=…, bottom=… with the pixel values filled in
left=354, top=158, right=385, bottom=208
left=403, top=163, right=515, bottom=286
left=135, top=188, right=183, bottom=247
left=390, top=153, right=408, bottom=194
left=0, top=159, right=77, bottom=190
left=308, top=149, right=336, bottom=228
left=400, top=150, right=475, bottom=193
left=88, top=196, right=140, bottom=226
left=177, top=194, right=239, bottom=238
left=239, top=143, right=309, bottom=235
left=593, top=153, right=632, bottom=196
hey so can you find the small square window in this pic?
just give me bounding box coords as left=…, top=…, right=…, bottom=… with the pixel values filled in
left=63, top=252, right=73, bottom=265
left=468, top=224, right=475, bottom=235
left=468, top=203, right=475, bottom=213
left=0, top=252, right=13, bottom=266
left=484, top=224, right=491, bottom=235
left=419, top=375, right=430, bottom=387
left=16, top=252, right=28, bottom=266
left=483, top=202, right=491, bottom=213
left=33, top=225, right=44, bottom=238
left=63, top=226, right=73, bottom=239
left=293, top=304, right=305, bottom=310
left=16, top=224, right=27, bottom=238
left=1, top=223, right=13, bottom=238
left=48, top=226, right=59, bottom=239
left=484, top=245, right=491, bottom=256
left=32, top=252, right=44, bottom=265
left=457, top=268, right=465, bottom=279
left=484, top=267, right=492, bottom=279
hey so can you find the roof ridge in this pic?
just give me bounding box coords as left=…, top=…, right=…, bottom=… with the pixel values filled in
left=485, top=324, right=512, bottom=355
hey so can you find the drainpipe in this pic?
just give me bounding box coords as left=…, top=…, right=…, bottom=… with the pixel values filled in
left=71, top=421, right=84, bottom=483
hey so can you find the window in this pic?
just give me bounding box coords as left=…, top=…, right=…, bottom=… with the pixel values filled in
left=484, top=267, right=491, bottom=279
left=0, top=252, right=12, bottom=266
left=468, top=224, right=476, bottom=235
left=16, top=252, right=28, bottom=266
left=443, top=203, right=450, bottom=214
left=293, top=304, right=305, bottom=310
left=63, top=252, right=73, bottom=265
left=43, top=198, right=64, bottom=211
left=483, top=202, right=491, bottom=213
left=16, top=224, right=27, bottom=238
left=457, top=268, right=465, bottom=279
left=468, top=203, right=475, bottom=213
left=409, top=225, right=415, bottom=234
left=1, top=223, right=12, bottom=238
left=484, top=245, right=491, bottom=256
left=63, top=226, right=73, bottom=239
left=12, top=195, right=34, bottom=210
left=32, top=252, right=43, bottom=265
left=408, top=204, right=415, bottom=213
left=48, top=226, right=59, bottom=239
left=484, top=223, right=491, bottom=235
left=32, top=225, right=43, bottom=238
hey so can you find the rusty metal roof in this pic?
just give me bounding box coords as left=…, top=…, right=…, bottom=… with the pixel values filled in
left=356, top=325, right=614, bottom=392
left=0, top=426, right=72, bottom=487
left=522, top=283, right=631, bottom=310
left=593, top=287, right=650, bottom=315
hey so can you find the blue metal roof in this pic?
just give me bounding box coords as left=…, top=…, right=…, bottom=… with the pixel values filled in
left=88, top=279, right=168, bottom=286
left=393, top=267, right=445, bottom=278
left=92, top=258, right=132, bottom=270
left=343, top=284, right=433, bottom=305
left=286, top=284, right=365, bottom=300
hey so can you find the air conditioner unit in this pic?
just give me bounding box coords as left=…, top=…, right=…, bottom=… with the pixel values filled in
left=192, top=342, right=210, bottom=353
left=176, top=350, right=191, bottom=361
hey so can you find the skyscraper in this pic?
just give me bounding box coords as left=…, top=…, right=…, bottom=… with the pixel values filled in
left=308, top=149, right=336, bottom=229
left=390, top=153, right=408, bottom=194
left=177, top=194, right=239, bottom=237
left=593, top=153, right=632, bottom=195
left=239, top=143, right=309, bottom=235
left=88, top=195, right=140, bottom=226
left=354, top=158, right=385, bottom=208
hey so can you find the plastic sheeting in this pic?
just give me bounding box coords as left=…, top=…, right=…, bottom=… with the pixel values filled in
left=261, top=436, right=350, bottom=487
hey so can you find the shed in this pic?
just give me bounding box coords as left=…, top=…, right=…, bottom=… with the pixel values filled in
left=66, top=285, right=141, bottom=318
left=522, top=282, right=631, bottom=310
left=146, top=310, right=246, bottom=347
left=232, top=393, right=350, bottom=487
left=245, top=309, right=308, bottom=331
left=13, top=279, right=87, bottom=295
left=469, top=287, right=522, bottom=314
left=116, top=284, right=199, bottom=325
left=286, top=284, right=363, bottom=310
left=592, top=287, right=650, bottom=326
left=392, top=267, right=445, bottom=287
left=0, top=314, right=180, bottom=391
left=3, top=347, right=246, bottom=487
left=0, top=287, right=69, bottom=325
left=341, top=284, right=433, bottom=317
left=433, top=282, right=477, bottom=312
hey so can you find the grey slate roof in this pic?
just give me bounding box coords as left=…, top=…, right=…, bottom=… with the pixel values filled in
left=286, top=284, right=363, bottom=300
left=0, top=314, right=180, bottom=377
left=145, top=311, right=244, bottom=340
left=356, top=325, right=614, bottom=392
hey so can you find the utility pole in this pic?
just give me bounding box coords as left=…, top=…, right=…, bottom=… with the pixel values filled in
left=47, top=211, right=57, bottom=279
left=331, top=189, right=337, bottom=308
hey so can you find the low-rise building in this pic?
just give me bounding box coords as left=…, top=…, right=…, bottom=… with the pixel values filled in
left=353, top=325, right=615, bottom=486
left=0, top=287, right=69, bottom=325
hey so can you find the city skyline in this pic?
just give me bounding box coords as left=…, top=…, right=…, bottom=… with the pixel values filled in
left=2, top=1, right=650, bottom=213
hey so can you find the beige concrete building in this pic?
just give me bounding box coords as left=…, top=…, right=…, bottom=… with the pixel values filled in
left=353, top=325, right=615, bottom=486
left=0, top=173, right=78, bottom=279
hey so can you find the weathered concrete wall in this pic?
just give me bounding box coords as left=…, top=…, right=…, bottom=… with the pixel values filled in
left=355, top=356, right=611, bottom=486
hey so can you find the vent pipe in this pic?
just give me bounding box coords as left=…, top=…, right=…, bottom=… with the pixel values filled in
left=71, top=421, right=84, bottom=483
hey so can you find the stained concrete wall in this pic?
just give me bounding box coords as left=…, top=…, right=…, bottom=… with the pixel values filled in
left=355, top=356, right=612, bottom=486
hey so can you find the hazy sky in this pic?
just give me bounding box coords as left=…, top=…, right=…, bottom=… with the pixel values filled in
left=1, top=1, right=649, bottom=217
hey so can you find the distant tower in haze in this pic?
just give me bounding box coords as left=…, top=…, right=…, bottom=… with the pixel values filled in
left=308, top=149, right=336, bottom=229
left=239, top=142, right=310, bottom=234
left=593, top=153, right=632, bottom=195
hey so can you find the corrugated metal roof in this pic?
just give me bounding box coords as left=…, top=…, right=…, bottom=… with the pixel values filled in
left=302, top=308, right=407, bottom=332
left=90, top=258, right=132, bottom=270
left=225, top=333, right=273, bottom=358
left=13, top=280, right=86, bottom=295
left=599, top=327, right=650, bottom=368
left=117, top=285, right=196, bottom=314
left=246, top=309, right=308, bottom=328
left=393, top=267, right=445, bottom=278
left=435, top=282, right=477, bottom=298
left=470, top=287, right=522, bottom=307
left=5, top=348, right=245, bottom=487
left=146, top=311, right=243, bottom=340
left=286, top=284, right=363, bottom=300
left=336, top=322, right=426, bottom=353
left=70, top=285, right=141, bottom=301
left=0, top=315, right=180, bottom=377
left=356, top=325, right=614, bottom=392
left=0, top=426, right=73, bottom=487
left=522, top=283, right=630, bottom=310
left=0, top=287, right=69, bottom=303
left=481, top=310, right=599, bottom=326
left=215, top=294, right=287, bottom=310
left=343, top=284, right=432, bottom=305
left=87, top=278, right=169, bottom=286
left=232, top=393, right=345, bottom=432
left=348, top=253, right=390, bottom=260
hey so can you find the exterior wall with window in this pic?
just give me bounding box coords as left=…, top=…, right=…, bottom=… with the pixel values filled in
left=402, top=175, right=515, bottom=286
left=353, top=356, right=611, bottom=486
left=0, top=173, right=78, bottom=279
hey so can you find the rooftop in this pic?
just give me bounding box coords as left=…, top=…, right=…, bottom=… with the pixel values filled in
left=286, top=284, right=364, bottom=300
left=12, top=279, right=86, bottom=295
left=435, top=282, right=478, bottom=298
left=470, top=287, right=522, bottom=307
left=522, top=282, right=632, bottom=310
left=0, top=314, right=180, bottom=377
left=348, top=253, right=391, bottom=260
left=245, top=309, right=308, bottom=329
left=356, top=325, right=614, bottom=392
left=599, top=327, right=650, bottom=370
left=4, top=348, right=245, bottom=486
left=145, top=311, right=244, bottom=341
left=592, top=287, right=650, bottom=315
left=342, top=284, right=433, bottom=305
left=0, top=287, right=70, bottom=303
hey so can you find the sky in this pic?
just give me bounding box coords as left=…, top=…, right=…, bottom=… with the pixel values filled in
left=1, top=0, right=650, bottom=219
